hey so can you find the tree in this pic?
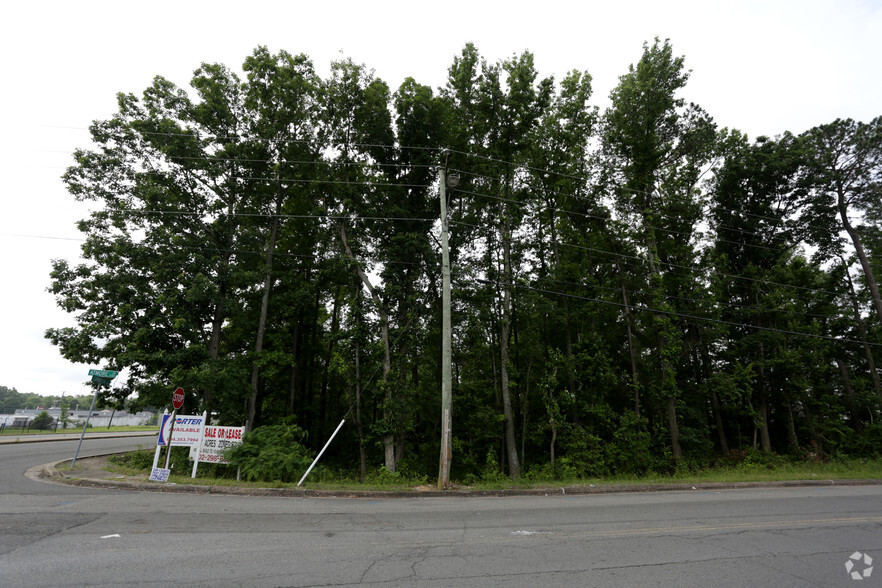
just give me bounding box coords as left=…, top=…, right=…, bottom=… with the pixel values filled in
left=320, top=58, right=401, bottom=471
left=31, top=410, right=55, bottom=431
left=603, top=38, right=717, bottom=460
left=709, top=132, right=806, bottom=451
left=48, top=51, right=284, bottom=420
left=801, top=118, right=882, bottom=329
left=444, top=46, right=553, bottom=478
left=240, top=48, right=322, bottom=432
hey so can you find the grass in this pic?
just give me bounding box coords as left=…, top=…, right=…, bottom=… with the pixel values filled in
left=466, top=458, right=882, bottom=490
left=101, top=451, right=882, bottom=492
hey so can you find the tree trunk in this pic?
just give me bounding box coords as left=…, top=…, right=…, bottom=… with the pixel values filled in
left=838, top=192, right=882, bottom=328
left=319, top=289, right=343, bottom=431
left=711, top=391, right=729, bottom=455
left=246, top=196, right=281, bottom=432
left=645, top=217, right=681, bottom=460
left=205, top=165, right=239, bottom=415
left=354, top=337, right=367, bottom=481
left=619, top=271, right=641, bottom=416
left=758, top=390, right=772, bottom=453
left=842, top=258, right=882, bottom=403
left=785, top=403, right=800, bottom=454
left=287, top=317, right=300, bottom=416
left=336, top=222, right=395, bottom=472
left=756, top=342, right=772, bottom=452
left=666, top=396, right=682, bottom=459
left=520, top=359, right=532, bottom=469
left=836, top=358, right=863, bottom=432
left=499, top=194, right=521, bottom=479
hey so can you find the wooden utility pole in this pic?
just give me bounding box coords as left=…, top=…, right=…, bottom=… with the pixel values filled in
left=438, top=156, right=454, bottom=489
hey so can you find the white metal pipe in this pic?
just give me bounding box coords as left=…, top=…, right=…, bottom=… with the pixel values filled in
left=297, top=419, right=345, bottom=487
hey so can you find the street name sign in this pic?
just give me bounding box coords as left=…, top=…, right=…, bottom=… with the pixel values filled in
left=88, top=369, right=118, bottom=378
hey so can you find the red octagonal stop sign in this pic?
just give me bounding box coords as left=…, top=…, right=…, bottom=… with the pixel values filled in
left=172, top=387, right=185, bottom=410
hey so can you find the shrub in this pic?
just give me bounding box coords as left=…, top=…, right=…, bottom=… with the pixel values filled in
left=480, top=449, right=508, bottom=482
left=108, top=448, right=155, bottom=470
left=31, top=411, right=55, bottom=431
left=227, top=421, right=315, bottom=483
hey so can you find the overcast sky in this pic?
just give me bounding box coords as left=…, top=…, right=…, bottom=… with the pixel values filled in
left=1, top=0, right=880, bottom=397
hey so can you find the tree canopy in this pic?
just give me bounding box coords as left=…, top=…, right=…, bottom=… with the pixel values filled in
left=48, top=41, right=882, bottom=481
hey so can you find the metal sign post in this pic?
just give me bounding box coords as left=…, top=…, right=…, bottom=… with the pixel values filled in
left=71, top=370, right=118, bottom=467
left=162, top=388, right=186, bottom=471
left=163, top=409, right=177, bottom=470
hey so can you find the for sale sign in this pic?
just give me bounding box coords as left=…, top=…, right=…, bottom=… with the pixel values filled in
left=195, top=426, right=244, bottom=464
left=157, top=414, right=205, bottom=447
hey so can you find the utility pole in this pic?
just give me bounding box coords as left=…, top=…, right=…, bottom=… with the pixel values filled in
left=438, top=153, right=456, bottom=490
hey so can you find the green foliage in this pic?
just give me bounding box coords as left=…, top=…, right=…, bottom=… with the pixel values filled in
left=45, top=42, right=882, bottom=488
left=30, top=411, right=55, bottom=430
left=227, top=421, right=315, bottom=483
left=108, top=448, right=155, bottom=471
left=362, top=465, right=428, bottom=486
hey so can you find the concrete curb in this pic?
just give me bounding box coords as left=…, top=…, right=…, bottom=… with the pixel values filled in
left=32, top=455, right=882, bottom=498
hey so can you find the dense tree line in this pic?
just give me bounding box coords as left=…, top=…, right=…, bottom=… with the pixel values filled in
left=0, top=386, right=94, bottom=414
left=47, top=40, right=882, bottom=480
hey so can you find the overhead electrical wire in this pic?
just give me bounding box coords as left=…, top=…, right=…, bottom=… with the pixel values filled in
left=41, top=125, right=877, bottom=319
left=474, top=278, right=882, bottom=349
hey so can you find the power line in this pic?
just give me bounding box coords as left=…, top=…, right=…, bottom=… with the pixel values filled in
left=476, top=278, right=881, bottom=349
left=532, top=274, right=844, bottom=323
left=45, top=124, right=444, bottom=155
left=552, top=240, right=842, bottom=297
left=99, top=207, right=437, bottom=224
left=450, top=171, right=795, bottom=255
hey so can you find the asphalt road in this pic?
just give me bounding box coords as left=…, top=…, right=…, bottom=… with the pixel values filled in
left=1, top=438, right=881, bottom=587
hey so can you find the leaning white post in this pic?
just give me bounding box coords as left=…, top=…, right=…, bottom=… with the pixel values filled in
left=152, top=409, right=168, bottom=470
left=191, top=411, right=208, bottom=478
left=297, top=419, right=345, bottom=487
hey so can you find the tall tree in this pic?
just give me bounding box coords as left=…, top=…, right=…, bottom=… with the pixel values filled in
left=801, top=118, right=882, bottom=329
left=320, top=58, right=401, bottom=471
left=603, top=38, right=717, bottom=460
left=240, top=48, right=321, bottom=431
left=49, top=61, right=259, bottom=415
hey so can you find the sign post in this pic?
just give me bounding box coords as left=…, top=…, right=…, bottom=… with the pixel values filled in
left=72, top=369, right=119, bottom=467
left=163, top=388, right=185, bottom=470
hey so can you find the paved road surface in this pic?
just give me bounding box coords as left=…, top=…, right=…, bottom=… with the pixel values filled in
left=1, top=438, right=880, bottom=586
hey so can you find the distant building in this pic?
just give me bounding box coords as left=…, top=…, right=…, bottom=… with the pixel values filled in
left=1, top=409, right=156, bottom=429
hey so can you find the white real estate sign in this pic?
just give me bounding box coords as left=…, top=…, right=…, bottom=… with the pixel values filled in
left=149, top=411, right=246, bottom=481
left=192, top=426, right=244, bottom=464
left=157, top=414, right=205, bottom=447
left=190, top=424, right=245, bottom=478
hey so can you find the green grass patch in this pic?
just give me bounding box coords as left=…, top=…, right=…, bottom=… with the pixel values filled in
left=101, top=449, right=882, bottom=492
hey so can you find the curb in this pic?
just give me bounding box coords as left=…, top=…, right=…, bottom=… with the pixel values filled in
left=32, top=456, right=882, bottom=498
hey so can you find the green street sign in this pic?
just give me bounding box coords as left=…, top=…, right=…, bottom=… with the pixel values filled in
left=88, top=369, right=118, bottom=378
left=91, top=375, right=113, bottom=386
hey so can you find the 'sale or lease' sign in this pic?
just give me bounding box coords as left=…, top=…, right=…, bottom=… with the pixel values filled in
left=195, top=426, right=245, bottom=464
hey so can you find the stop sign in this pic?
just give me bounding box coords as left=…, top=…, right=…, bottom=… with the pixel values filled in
left=172, top=387, right=185, bottom=410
